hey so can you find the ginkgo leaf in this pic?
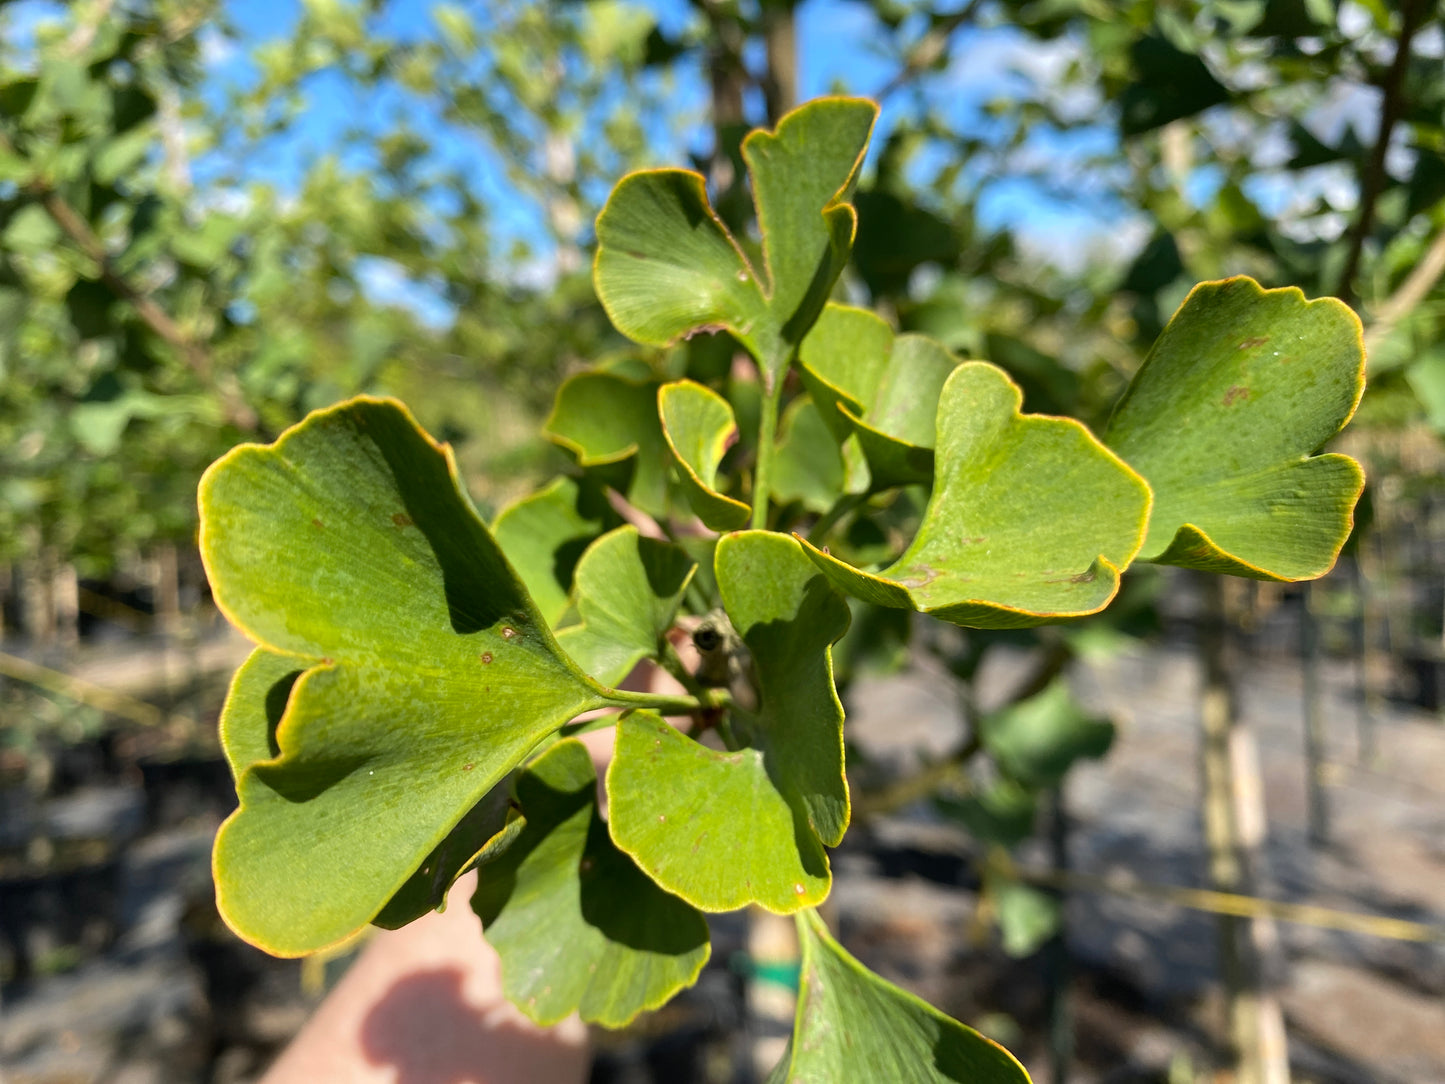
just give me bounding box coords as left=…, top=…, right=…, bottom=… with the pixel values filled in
left=1106, top=277, right=1365, bottom=580
left=607, top=532, right=850, bottom=912
left=555, top=525, right=695, bottom=686
left=766, top=910, right=1033, bottom=1082
left=658, top=379, right=750, bottom=530
left=473, top=739, right=710, bottom=1028
left=202, top=396, right=644, bottom=956
left=798, top=303, right=960, bottom=489
left=594, top=97, right=877, bottom=381
left=798, top=363, right=1151, bottom=628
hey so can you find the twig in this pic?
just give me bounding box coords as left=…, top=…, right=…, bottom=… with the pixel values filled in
left=0, top=128, right=257, bottom=430
left=1336, top=0, right=1429, bottom=306
left=0, top=649, right=184, bottom=729
left=874, top=0, right=983, bottom=103
left=1364, top=225, right=1445, bottom=354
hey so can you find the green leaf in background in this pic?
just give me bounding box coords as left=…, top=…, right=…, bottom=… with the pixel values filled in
left=658, top=379, right=750, bottom=530
left=798, top=303, right=960, bottom=489
left=608, top=532, right=850, bottom=912
left=1406, top=350, right=1445, bottom=434
left=492, top=476, right=608, bottom=627
left=555, top=525, right=695, bottom=686
left=798, top=363, right=1151, bottom=628
left=1105, top=277, right=1365, bottom=581
left=982, top=681, right=1114, bottom=787
left=936, top=777, right=1038, bottom=848
left=594, top=97, right=876, bottom=380
left=767, top=910, right=1032, bottom=1083
left=202, top=397, right=624, bottom=956
left=990, top=879, right=1062, bottom=959
left=473, top=739, right=710, bottom=1028
left=772, top=396, right=846, bottom=513
left=544, top=370, right=670, bottom=517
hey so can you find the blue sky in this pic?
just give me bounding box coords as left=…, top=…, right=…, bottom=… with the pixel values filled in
left=4, top=0, right=1137, bottom=318
left=190, top=0, right=1130, bottom=260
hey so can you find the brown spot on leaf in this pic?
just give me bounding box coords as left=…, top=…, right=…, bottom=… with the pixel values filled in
left=579, top=857, right=595, bottom=874
left=311, top=518, right=324, bottom=529
left=1069, top=568, right=1097, bottom=584
left=391, top=512, right=413, bottom=527
left=462, top=763, right=473, bottom=772
left=500, top=626, right=518, bottom=640
left=1223, top=385, right=1251, bottom=406
left=1238, top=336, right=1269, bottom=349
left=320, top=657, right=334, bottom=666
left=480, top=652, right=492, bottom=664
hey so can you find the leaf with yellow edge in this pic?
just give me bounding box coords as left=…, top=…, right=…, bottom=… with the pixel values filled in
left=658, top=380, right=750, bottom=530
left=797, top=363, right=1151, bottom=628
left=1105, top=277, right=1365, bottom=580
left=202, top=397, right=642, bottom=956
left=594, top=97, right=877, bottom=380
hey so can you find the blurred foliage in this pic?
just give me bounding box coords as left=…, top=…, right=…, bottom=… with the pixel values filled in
left=0, top=0, right=682, bottom=572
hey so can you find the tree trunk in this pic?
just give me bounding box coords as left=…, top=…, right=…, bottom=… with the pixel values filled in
left=1199, top=575, right=1290, bottom=1084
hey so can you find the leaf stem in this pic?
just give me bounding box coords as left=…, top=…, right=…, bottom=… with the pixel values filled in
left=750, top=375, right=785, bottom=530
left=605, top=686, right=727, bottom=716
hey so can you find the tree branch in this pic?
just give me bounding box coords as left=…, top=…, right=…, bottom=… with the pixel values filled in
left=874, top=0, right=983, bottom=103
left=1336, top=0, right=1429, bottom=306
left=1364, top=225, right=1445, bottom=355
left=34, top=187, right=258, bottom=431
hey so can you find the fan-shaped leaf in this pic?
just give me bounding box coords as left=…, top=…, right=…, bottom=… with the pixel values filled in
left=798, top=304, right=960, bottom=489
left=799, top=363, right=1151, bottom=628
left=202, top=397, right=633, bottom=956
left=544, top=370, right=670, bottom=517
left=766, top=910, right=1032, bottom=1082
left=607, top=532, right=850, bottom=912
left=1105, top=277, right=1365, bottom=580
left=473, top=739, right=710, bottom=1028
left=555, top=526, right=695, bottom=686
left=594, top=98, right=877, bottom=380
left=492, top=476, right=609, bottom=626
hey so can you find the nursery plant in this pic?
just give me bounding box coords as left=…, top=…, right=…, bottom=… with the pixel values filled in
left=201, top=97, right=1365, bottom=1080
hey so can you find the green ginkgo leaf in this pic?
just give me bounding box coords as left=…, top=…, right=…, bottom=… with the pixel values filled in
left=544, top=370, right=670, bottom=517
left=492, top=476, right=609, bottom=626
left=798, top=363, right=1151, bottom=628
left=202, top=397, right=643, bottom=956
left=981, top=680, right=1115, bottom=787
left=772, top=396, right=847, bottom=513
left=555, top=525, right=695, bottom=686
left=607, top=532, right=850, bottom=912
left=766, top=910, right=1032, bottom=1082
left=658, top=379, right=750, bottom=530
left=473, top=739, right=710, bottom=1029
left=1105, top=277, right=1365, bottom=580
left=594, top=97, right=877, bottom=381
left=798, top=303, right=960, bottom=489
